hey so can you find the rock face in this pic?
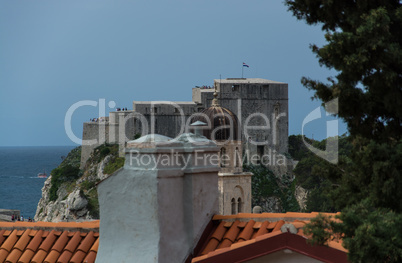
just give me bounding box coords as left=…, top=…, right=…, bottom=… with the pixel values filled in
left=34, top=175, right=93, bottom=222
left=260, top=196, right=283, bottom=212
left=295, top=185, right=308, bottom=210
left=34, top=145, right=122, bottom=222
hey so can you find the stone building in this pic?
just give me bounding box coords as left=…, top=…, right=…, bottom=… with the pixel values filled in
left=80, top=78, right=289, bottom=171
left=190, top=88, right=252, bottom=215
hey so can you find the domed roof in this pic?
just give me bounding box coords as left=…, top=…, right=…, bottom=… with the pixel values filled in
left=192, top=88, right=239, bottom=141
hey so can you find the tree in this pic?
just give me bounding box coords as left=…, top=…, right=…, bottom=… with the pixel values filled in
left=285, top=1, right=402, bottom=262
left=288, top=134, right=352, bottom=212
left=286, top=0, right=402, bottom=143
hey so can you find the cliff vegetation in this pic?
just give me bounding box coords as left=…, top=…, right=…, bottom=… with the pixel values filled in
left=247, top=134, right=352, bottom=213
left=34, top=144, right=124, bottom=222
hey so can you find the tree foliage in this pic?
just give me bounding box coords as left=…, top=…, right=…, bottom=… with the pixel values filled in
left=289, top=134, right=352, bottom=212
left=285, top=0, right=402, bottom=262
left=244, top=164, right=300, bottom=212
left=286, top=0, right=402, bottom=142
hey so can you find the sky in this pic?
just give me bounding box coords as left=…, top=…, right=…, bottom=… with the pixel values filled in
left=0, top=0, right=347, bottom=146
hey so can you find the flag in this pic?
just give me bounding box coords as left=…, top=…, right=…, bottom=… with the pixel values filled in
left=243, top=62, right=249, bottom=68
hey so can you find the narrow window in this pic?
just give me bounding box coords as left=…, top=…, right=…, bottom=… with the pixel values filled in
left=235, top=147, right=240, bottom=167
left=274, top=103, right=280, bottom=150
left=220, top=147, right=227, bottom=167
left=231, top=198, right=236, bottom=215
left=257, top=146, right=264, bottom=164
left=237, top=198, right=242, bottom=213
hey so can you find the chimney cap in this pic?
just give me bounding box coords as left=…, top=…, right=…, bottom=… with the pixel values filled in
left=191, top=121, right=207, bottom=126
left=126, top=134, right=172, bottom=148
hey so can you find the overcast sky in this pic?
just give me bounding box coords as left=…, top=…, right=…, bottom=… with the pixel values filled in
left=0, top=0, right=347, bottom=146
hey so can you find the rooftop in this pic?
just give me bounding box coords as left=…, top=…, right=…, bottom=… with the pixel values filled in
left=214, top=78, right=286, bottom=84
left=133, top=101, right=197, bottom=105
left=0, top=220, right=99, bottom=263
left=192, top=212, right=347, bottom=263
left=0, top=213, right=347, bottom=263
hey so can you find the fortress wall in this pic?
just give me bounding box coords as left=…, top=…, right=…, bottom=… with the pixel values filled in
left=192, top=88, right=201, bottom=104
left=132, top=102, right=198, bottom=138
left=80, top=122, right=110, bottom=168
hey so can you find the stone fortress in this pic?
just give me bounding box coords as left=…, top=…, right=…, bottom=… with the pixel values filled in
left=80, top=78, right=290, bottom=214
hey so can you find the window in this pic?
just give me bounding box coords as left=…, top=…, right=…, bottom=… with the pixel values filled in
left=152, top=119, right=158, bottom=133
left=235, top=147, right=240, bottom=167
left=232, top=85, right=240, bottom=92
left=152, top=107, right=158, bottom=113
left=174, top=108, right=179, bottom=113
left=237, top=198, right=242, bottom=213
left=257, top=146, right=264, bottom=164
left=220, top=147, right=227, bottom=167
left=231, top=198, right=236, bottom=215
left=274, top=103, right=280, bottom=150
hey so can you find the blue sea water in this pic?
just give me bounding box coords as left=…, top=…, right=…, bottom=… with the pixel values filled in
left=0, top=146, right=75, bottom=219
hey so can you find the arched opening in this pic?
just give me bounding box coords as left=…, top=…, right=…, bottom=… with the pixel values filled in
left=220, top=147, right=227, bottom=167
left=231, top=198, right=236, bottom=215
left=235, top=147, right=240, bottom=167
left=274, top=103, right=280, bottom=151
left=237, top=197, right=242, bottom=213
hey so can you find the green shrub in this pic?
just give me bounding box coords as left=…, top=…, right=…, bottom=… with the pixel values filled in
left=49, top=165, right=80, bottom=201
left=91, top=144, right=119, bottom=163
left=103, top=157, right=125, bottom=175
left=100, top=147, right=110, bottom=158
left=81, top=180, right=96, bottom=191
left=86, top=189, right=99, bottom=218
left=244, top=164, right=300, bottom=212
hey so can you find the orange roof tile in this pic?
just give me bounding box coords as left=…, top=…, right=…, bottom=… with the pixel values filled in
left=6, top=248, right=23, bottom=263
left=0, top=221, right=99, bottom=263
left=18, top=249, right=35, bottom=262
left=83, top=250, right=97, bottom=263
left=64, top=231, right=83, bottom=253
left=44, top=250, right=60, bottom=263
left=252, top=221, right=269, bottom=239
left=237, top=220, right=255, bottom=242
left=193, top=212, right=347, bottom=263
left=57, top=250, right=73, bottom=263
left=70, top=250, right=87, bottom=263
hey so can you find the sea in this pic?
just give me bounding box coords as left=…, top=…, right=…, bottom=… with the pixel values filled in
left=0, top=146, right=75, bottom=219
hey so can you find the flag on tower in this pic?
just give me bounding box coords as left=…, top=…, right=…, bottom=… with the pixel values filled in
left=243, top=62, right=249, bottom=68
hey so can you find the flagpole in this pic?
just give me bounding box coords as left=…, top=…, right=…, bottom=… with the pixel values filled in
left=242, top=65, right=244, bottom=78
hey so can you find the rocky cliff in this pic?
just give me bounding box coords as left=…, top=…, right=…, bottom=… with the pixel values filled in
left=34, top=145, right=124, bottom=222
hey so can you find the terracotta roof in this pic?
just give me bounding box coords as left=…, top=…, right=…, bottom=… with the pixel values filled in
left=0, top=220, right=99, bottom=263
left=192, top=212, right=348, bottom=263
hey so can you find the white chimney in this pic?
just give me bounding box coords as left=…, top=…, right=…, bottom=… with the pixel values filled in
left=96, top=133, right=220, bottom=263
